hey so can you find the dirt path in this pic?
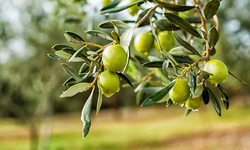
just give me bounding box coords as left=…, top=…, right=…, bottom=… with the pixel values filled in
left=0, top=103, right=250, bottom=150
left=160, top=126, right=250, bottom=150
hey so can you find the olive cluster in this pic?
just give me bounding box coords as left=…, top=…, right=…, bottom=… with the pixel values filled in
left=134, top=31, right=175, bottom=55
left=169, top=59, right=228, bottom=110
left=97, top=45, right=127, bottom=97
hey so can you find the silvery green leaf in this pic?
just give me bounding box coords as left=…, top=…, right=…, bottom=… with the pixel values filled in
left=81, top=88, right=95, bottom=138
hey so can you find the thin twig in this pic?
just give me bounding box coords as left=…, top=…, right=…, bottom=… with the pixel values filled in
left=70, top=40, right=103, bottom=48
left=179, top=58, right=206, bottom=78
left=141, top=70, right=157, bottom=82
left=136, top=4, right=159, bottom=27
left=213, top=15, right=220, bottom=35
left=192, top=0, right=210, bottom=60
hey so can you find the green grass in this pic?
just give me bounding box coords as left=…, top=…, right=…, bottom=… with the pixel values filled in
left=1, top=103, right=250, bottom=150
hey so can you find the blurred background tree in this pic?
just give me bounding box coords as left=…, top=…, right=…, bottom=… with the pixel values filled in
left=217, top=0, right=250, bottom=95
left=0, top=0, right=249, bottom=149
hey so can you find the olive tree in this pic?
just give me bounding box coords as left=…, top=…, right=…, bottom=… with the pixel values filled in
left=48, top=0, right=246, bottom=138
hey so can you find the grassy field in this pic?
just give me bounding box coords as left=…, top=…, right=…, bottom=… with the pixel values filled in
left=0, top=100, right=250, bottom=150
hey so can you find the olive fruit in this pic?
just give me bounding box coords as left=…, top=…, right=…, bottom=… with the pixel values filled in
left=186, top=96, right=203, bottom=110
left=169, top=79, right=190, bottom=105
left=97, top=70, right=120, bottom=97
left=72, top=0, right=80, bottom=2
left=154, top=31, right=175, bottom=53
left=204, top=59, right=228, bottom=84
left=102, top=45, right=127, bottom=72
left=134, top=32, right=153, bottom=55
left=101, top=0, right=111, bottom=6
left=125, top=0, right=140, bottom=16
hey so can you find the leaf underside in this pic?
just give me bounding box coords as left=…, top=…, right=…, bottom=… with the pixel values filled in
left=141, top=81, right=176, bottom=106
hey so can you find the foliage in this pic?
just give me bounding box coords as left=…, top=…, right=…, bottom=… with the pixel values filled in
left=49, top=0, right=246, bottom=137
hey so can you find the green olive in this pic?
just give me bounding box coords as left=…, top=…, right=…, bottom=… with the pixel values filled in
left=204, top=59, right=228, bottom=84
left=102, top=45, right=127, bottom=72
left=169, top=79, right=190, bottom=105
left=101, top=0, right=111, bottom=6
left=154, top=31, right=175, bottom=54
left=97, top=70, right=120, bottom=97
left=134, top=32, right=153, bottom=55
left=186, top=96, right=203, bottom=110
left=125, top=0, right=140, bottom=16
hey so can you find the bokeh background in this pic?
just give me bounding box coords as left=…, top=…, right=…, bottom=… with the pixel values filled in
left=0, top=0, right=250, bottom=150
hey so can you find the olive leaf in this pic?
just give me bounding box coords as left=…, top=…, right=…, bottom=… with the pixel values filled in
left=201, top=30, right=208, bottom=40
left=120, top=27, right=136, bottom=73
left=96, top=87, right=103, bottom=115
left=217, top=84, right=229, bottom=109
left=229, top=71, right=247, bottom=84
left=63, top=77, right=75, bottom=86
left=209, top=47, right=216, bottom=56
left=54, top=50, right=71, bottom=61
left=155, top=19, right=180, bottom=31
left=135, top=8, right=150, bottom=27
left=173, top=56, right=193, bottom=64
left=185, top=17, right=201, bottom=24
left=208, top=27, right=219, bottom=49
left=184, top=108, right=192, bottom=117
left=120, top=27, right=136, bottom=53
left=100, top=0, right=122, bottom=11
left=165, top=13, right=202, bottom=38
left=134, top=81, right=148, bottom=93
left=62, top=47, right=90, bottom=64
left=136, top=89, right=145, bottom=105
left=60, top=82, right=92, bottom=98
left=202, top=84, right=210, bottom=105
left=68, top=47, right=85, bottom=62
left=98, top=20, right=131, bottom=29
left=81, top=87, right=95, bottom=138
left=79, top=63, right=89, bottom=74
left=62, top=48, right=75, bottom=54
left=166, top=98, right=173, bottom=107
left=162, top=59, right=170, bottom=75
left=173, top=32, right=202, bottom=57
left=117, top=72, right=133, bottom=88
left=100, top=0, right=144, bottom=14
left=155, top=68, right=171, bottom=84
left=155, top=17, right=201, bottom=31
left=64, top=72, right=92, bottom=86
left=192, top=84, right=204, bottom=98
left=207, top=87, right=221, bottom=116
left=87, top=51, right=98, bottom=56
left=136, top=82, right=149, bottom=105
left=63, top=48, right=88, bottom=62
left=169, top=46, right=193, bottom=56
left=154, top=0, right=195, bottom=12
left=64, top=31, right=85, bottom=42
left=52, top=44, right=74, bottom=51
left=142, top=61, right=164, bottom=68
left=190, top=70, right=196, bottom=95
left=111, top=31, right=120, bottom=44
left=61, top=63, right=81, bottom=81
left=47, top=53, right=65, bottom=60
left=141, top=87, right=164, bottom=95
left=85, top=30, right=114, bottom=41
left=141, top=81, right=175, bottom=106
left=65, top=18, right=81, bottom=24
left=204, top=0, right=220, bottom=21
left=57, top=49, right=90, bottom=63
